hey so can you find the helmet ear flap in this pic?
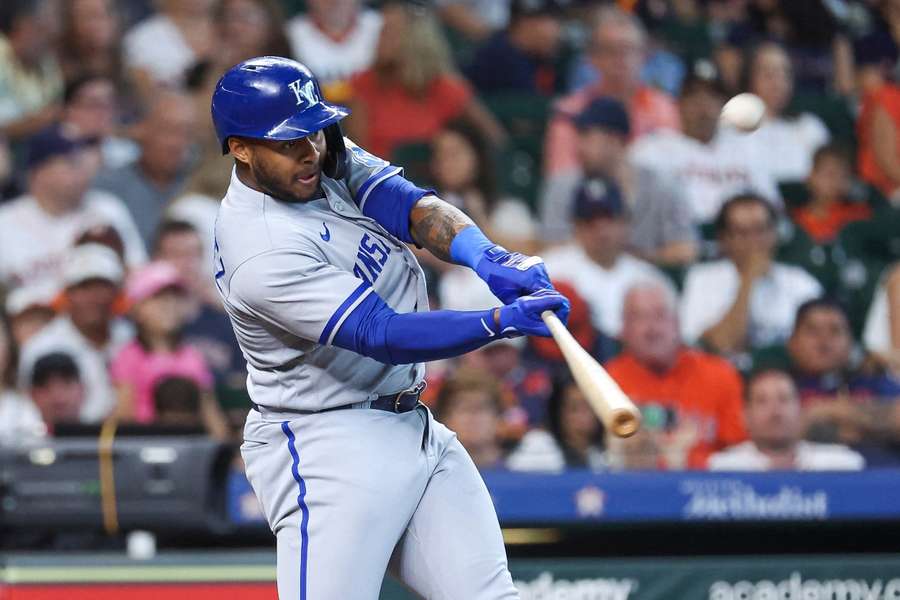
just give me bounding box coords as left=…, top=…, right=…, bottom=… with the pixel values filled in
left=322, top=123, right=347, bottom=180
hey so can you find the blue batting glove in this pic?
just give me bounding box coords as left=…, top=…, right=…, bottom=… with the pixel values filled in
left=476, top=246, right=553, bottom=304
left=496, top=288, right=570, bottom=338
left=450, top=226, right=553, bottom=303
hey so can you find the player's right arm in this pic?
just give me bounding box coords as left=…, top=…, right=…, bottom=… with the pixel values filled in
left=227, top=250, right=569, bottom=365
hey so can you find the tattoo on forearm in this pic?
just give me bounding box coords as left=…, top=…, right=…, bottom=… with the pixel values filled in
left=409, top=195, right=475, bottom=262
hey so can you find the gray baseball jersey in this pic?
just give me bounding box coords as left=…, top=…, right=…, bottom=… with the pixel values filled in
left=220, top=137, right=519, bottom=600
left=213, top=139, right=427, bottom=411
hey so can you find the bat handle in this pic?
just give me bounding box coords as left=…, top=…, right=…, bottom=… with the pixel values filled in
left=541, top=310, right=566, bottom=335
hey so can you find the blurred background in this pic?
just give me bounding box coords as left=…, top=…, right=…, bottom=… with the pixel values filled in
left=1, top=0, right=900, bottom=598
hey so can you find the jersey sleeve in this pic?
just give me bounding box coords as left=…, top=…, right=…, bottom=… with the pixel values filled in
left=343, top=138, right=434, bottom=243
left=227, top=249, right=374, bottom=345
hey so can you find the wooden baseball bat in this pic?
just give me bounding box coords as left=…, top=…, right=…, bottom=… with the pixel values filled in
left=541, top=311, right=641, bottom=438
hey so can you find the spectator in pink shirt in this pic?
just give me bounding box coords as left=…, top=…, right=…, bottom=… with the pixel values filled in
left=111, top=261, right=228, bottom=438
left=543, top=6, right=679, bottom=175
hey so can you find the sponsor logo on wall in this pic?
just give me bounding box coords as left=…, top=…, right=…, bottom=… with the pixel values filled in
left=681, top=479, right=828, bottom=520
left=709, top=572, right=900, bottom=600
left=515, top=572, right=637, bottom=600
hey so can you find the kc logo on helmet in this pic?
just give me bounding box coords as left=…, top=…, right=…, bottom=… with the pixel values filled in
left=288, top=78, right=318, bottom=107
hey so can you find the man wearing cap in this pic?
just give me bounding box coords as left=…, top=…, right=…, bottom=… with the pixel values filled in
left=4, top=284, right=56, bottom=346
left=629, top=61, right=780, bottom=226
left=0, top=125, right=145, bottom=294
left=464, top=0, right=567, bottom=96
left=19, top=243, right=133, bottom=423
left=540, top=95, right=698, bottom=264
left=542, top=176, right=667, bottom=338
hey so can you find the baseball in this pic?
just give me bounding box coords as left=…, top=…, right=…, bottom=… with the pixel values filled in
left=720, top=93, right=766, bottom=132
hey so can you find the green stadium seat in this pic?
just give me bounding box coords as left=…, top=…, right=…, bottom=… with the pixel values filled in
left=745, top=344, right=791, bottom=376
left=658, top=263, right=688, bottom=292
left=776, top=220, right=842, bottom=294
left=788, top=92, right=857, bottom=153
left=481, top=94, right=552, bottom=207
left=494, top=146, right=540, bottom=208
left=777, top=182, right=809, bottom=209
left=483, top=93, right=551, bottom=144
left=828, top=208, right=900, bottom=335
left=390, top=142, right=434, bottom=189
left=442, top=26, right=479, bottom=70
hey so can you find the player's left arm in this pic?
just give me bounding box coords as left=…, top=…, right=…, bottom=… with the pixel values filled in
left=409, top=195, right=553, bottom=303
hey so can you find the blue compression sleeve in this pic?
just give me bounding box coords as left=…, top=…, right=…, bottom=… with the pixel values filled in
left=356, top=171, right=433, bottom=244
left=329, top=287, right=501, bottom=365
left=449, top=225, right=495, bottom=269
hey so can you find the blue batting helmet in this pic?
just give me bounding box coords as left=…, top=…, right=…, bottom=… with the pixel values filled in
left=211, top=56, right=350, bottom=177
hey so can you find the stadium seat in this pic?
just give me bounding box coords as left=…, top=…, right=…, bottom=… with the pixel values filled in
left=657, top=263, right=688, bottom=292
left=788, top=92, right=857, bottom=153
left=494, top=146, right=541, bottom=208
left=829, top=208, right=900, bottom=335
left=776, top=220, right=842, bottom=294
left=483, top=94, right=552, bottom=208
left=390, top=141, right=434, bottom=189
left=777, top=181, right=809, bottom=209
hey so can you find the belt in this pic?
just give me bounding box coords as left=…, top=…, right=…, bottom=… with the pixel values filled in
left=250, top=381, right=426, bottom=415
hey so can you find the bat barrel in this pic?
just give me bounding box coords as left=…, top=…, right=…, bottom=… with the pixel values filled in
left=541, top=310, right=642, bottom=439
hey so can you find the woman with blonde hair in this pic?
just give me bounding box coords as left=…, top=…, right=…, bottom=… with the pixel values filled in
left=346, top=0, right=504, bottom=159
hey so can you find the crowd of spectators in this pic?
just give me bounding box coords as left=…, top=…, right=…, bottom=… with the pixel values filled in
left=0, top=0, right=899, bottom=475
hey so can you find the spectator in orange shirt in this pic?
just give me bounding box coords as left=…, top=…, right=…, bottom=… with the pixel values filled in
left=858, top=82, right=900, bottom=202
left=345, top=1, right=503, bottom=160
left=605, top=280, right=747, bottom=469
left=543, top=6, right=679, bottom=176
left=792, top=144, right=871, bottom=244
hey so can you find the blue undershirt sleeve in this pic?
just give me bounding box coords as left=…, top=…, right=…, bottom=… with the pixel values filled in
left=354, top=171, right=433, bottom=244
left=328, top=286, right=501, bottom=365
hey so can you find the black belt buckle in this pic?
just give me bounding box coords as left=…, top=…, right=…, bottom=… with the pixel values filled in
left=393, top=381, right=426, bottom=413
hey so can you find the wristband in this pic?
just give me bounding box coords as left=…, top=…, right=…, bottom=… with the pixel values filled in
left=449, top=225, right=495, bottom=270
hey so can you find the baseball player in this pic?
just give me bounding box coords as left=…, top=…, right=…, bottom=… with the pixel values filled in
left=210, top=57, right=569, bottom=599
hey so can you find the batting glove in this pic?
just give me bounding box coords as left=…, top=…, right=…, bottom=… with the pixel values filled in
left=449, top=226, right=553, bottom=303
left=496, top=288, right=570, bottom=338
left=476, top=246, right=553, bottom=305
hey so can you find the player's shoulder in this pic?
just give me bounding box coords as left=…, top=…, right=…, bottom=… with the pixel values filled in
left=217, top=182, right=326, bottom=268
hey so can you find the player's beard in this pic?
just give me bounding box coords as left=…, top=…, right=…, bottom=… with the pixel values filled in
left=251, top=155, right=323, bottom=203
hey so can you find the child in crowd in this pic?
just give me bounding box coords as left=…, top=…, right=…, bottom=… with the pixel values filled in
left=111, top=261, right=228, bottom=438
left=435, top=367, right=508, bottom=470
left=792, top=144, right=871, bottom=244
left=153, top=375, right=205, bottom=432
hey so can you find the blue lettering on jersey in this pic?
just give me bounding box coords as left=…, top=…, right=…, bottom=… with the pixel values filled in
left=352, top=233, right=391, bottom=285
